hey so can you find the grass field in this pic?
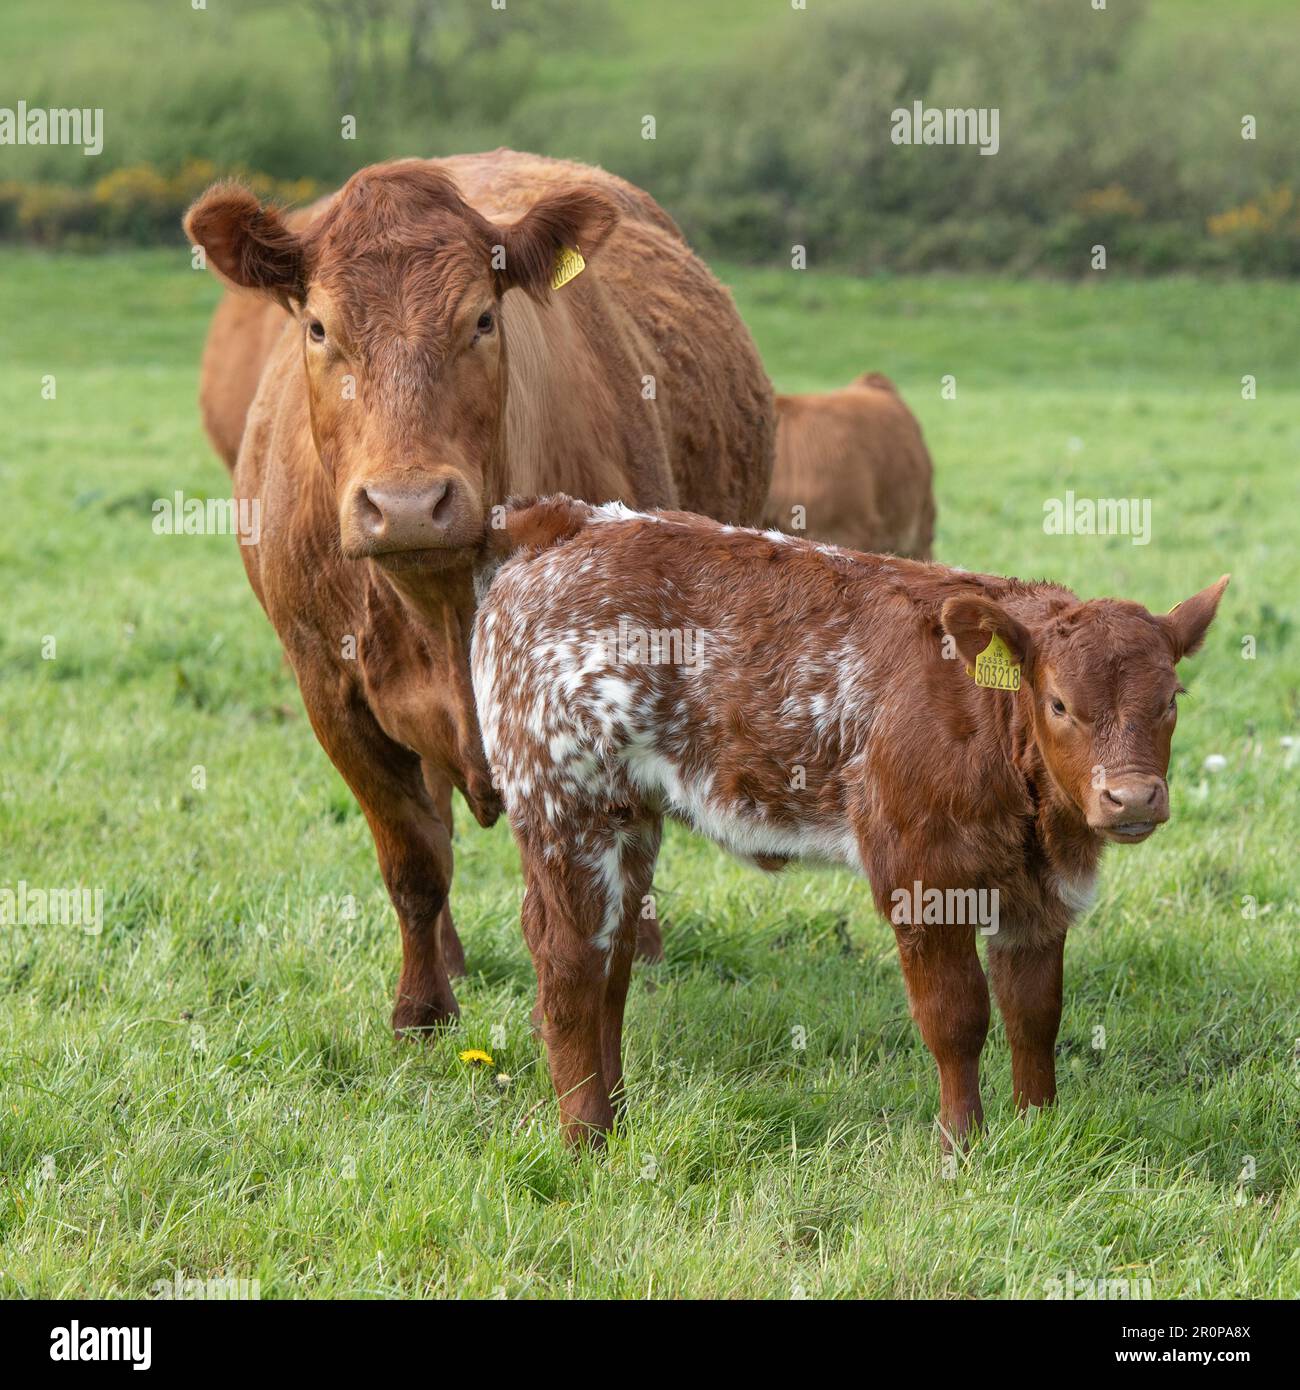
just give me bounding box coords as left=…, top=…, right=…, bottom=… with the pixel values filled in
left=1, top=249, right=1298, bottom=1298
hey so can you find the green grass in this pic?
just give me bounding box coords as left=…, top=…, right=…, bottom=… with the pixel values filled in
left=1, top=249, right=1298, bottom=1298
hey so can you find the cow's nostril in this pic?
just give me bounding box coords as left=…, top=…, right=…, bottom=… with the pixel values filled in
left=1101, top=788, right=1123, bottom=809
left=357, top=487, right=386, bottom=535
left=1146, top=782, right=1160, bottom=804
left=430, top=479, right=453, bottom=524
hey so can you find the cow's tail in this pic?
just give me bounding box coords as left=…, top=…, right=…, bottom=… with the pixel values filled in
left=473, top=494, right=597, bottom=603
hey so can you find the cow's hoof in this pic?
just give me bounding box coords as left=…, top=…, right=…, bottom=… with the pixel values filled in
left=391, top=997, right=459, bottom=1040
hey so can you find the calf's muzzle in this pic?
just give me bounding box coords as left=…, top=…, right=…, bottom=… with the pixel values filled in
left=1089, top=775, right=1169, bottom=842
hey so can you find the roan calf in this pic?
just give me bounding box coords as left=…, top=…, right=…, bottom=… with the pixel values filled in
left=471, top=497, right=1228, bottom=1147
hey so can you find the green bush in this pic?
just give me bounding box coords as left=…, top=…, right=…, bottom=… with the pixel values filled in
left=1, top=0, right=1297, bottom=275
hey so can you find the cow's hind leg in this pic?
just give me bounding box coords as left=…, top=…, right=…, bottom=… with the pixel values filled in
left=302, top=692, right=461, bottom=1037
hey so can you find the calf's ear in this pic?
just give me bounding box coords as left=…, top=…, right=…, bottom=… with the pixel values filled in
left=495, top=186, right=620, bottom=300
left=184, top=183, right=306, bottom=309
left=1162, top=575, right=1229, bottom=660
left=941, top=595, right=1034, bottom=677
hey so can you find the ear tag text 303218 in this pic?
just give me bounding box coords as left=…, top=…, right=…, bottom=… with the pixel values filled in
left=969, top=633, right=1021, bottom=691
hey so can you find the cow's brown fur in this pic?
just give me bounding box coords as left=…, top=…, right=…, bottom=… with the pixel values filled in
left=472, top=496, right=1227, bottom=1147
left=764, top=372, right=935, bottom=558
left=185, top=152, right=775, bottom=1035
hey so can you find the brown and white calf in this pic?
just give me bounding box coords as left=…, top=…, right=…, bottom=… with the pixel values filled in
left=471, top=496, right=1228, bottom=1147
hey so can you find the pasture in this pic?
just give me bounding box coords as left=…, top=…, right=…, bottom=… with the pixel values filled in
left=1, top=250, right=1297, bottom=1297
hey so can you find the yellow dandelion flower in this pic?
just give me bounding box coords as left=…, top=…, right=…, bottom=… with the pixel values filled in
left=459, top=1048, right=493, bottom=1066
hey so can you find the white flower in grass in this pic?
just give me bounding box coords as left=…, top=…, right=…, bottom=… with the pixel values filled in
left=1203, top=754, right=1228, bottom=773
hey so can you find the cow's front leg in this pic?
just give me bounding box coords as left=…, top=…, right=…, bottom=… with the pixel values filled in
left=301, top=692, right=461, bottom=1037
left=988, top=932, right=1065, bottom=1110
left=893, top=924, right=990, bottom=1147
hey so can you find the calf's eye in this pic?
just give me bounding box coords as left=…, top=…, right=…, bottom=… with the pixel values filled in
left=1050, top=698, right=1067, bottom=717
left=307, top=318, right=326, bottom=343
left=476, top=311, right=495, bottom=335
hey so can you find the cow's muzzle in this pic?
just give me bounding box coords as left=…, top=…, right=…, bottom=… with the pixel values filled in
left=340, top=473, right=480, bottom=566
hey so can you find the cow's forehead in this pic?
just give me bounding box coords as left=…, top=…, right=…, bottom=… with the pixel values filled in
left=304, top=164, right=492, bottom=312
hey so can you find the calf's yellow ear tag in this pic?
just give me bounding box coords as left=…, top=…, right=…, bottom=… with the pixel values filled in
left=551, top=245, right=586, bottom=290
left=969, top=633, right=1021, bottom=691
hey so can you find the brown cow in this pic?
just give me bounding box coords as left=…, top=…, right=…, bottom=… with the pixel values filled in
left=471, top=496, right=1227, bottom=1147
left=764, top=372, right=935, bottom=558
left=185, top=152, right=775, bottom=1034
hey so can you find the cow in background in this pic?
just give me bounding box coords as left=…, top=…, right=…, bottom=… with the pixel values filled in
left=765, top=372, right=934, bottom=558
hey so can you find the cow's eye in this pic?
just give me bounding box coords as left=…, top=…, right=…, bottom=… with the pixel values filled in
left=476, top=311, right=494, bottom=335
left=1049, top=697, right=1067, bottom=717
left=307, top=318, right=326, bottom=344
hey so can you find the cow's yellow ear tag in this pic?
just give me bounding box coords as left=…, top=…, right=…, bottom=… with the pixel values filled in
left=551, top=245, right=586, bottom=290
left=970, top=633, right=1021, bottom=691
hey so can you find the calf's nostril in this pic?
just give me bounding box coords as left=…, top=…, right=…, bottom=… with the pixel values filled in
left=1101, top=788, right=1123, bottom=809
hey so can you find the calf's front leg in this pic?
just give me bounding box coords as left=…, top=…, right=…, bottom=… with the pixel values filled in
left=988, top=932, right=1065, bottom=1110
left=893, top=924, right=989, bottom=1147
left=520, top=830, right=631, bottom=1148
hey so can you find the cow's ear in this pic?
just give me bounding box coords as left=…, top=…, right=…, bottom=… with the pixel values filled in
left=941, top=595, right=1035, bottom=678
left=1161, top=575, right=1229, bottom=660
left=185, top=183, right=306, bottom=308
left=495, top=186, right=620, bottom=300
